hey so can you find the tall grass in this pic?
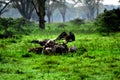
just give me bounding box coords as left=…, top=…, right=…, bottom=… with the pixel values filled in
left=0, top=22, right=120, bottom=80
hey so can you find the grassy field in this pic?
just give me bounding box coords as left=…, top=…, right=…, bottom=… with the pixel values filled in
left=0, top=22, right=120, bottom=80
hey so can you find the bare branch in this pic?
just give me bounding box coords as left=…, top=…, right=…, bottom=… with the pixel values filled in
left=31, top=0, right=39, bottom=15
left=0, top=0, right=12, bottom=15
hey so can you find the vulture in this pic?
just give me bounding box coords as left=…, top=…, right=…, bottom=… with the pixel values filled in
left=65, top=32, right=75, bottom=43
left=55, top=31, right=75, bottom=43
left=28, top=47, right=43, bottom=54
left=55, top=31, right=68, bottom=40
left=31, top=39, right=49, bottom=46
left=30, top=31, right=76, bottom=54
left=69, top=44, right=77, bottom=52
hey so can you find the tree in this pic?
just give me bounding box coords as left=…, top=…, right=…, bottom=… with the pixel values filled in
left=46, top=0, right=56, bottom=23
left=72, top=0, right=81, bottom=6
left=96, top=0, right=103, bottom=16
left=57, top=0, right=67, bottom=22
left=81, top=0, right=103, bottom=20
left=12, top=0, right=34, bottom=20
left=95, top=8, right=120, bottom=35
left=0, top=0, right=12, bottom=16
left=82, top=0, right=96, bottom=20
left=32, top=0, right=46, bottom=29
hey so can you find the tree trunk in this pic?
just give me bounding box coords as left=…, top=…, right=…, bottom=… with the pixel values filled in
left=37, top=0, right=46, bottom=29
left=48, top=16, right=51, bottom=23
left=96, top=0, right=100, bottom=17
left=47, top=14, right=51, bottom=23
left=51, top=14, right=53, bottom=23
left=62, top=14, right=65, bottom=22
left=39, top=18, right=45, bottom=29
left=96, top=5, right=99, bottom=17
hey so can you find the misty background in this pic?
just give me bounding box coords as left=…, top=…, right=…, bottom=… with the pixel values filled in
left=1, top=1, right=120, bottom=22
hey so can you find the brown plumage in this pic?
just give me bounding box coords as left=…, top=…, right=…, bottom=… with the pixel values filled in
left=55, top=31, right=75, bottom=43
left=65, top=32, right=75, bottom=43
left=54, top=43, right=68, bottom=54
left=31, top=39, right=49, bottom=46
left=56, top=31, right=68, bottom=40
left=44, top=40, right=57, bottom=48
left=30, top=31, right=76, bottom=55
left=69, top=44, right=77, bottom=52
left=28, top=47, right=43, bottom=54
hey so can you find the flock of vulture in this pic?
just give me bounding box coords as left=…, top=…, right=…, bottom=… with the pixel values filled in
left=29, top=31, right=77, bottom=55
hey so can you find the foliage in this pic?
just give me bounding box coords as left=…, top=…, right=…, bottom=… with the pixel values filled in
left=95, top=8, right=120, bottom=35
left=57, top=23, right=67, bottom=28
left=0, top=17, right=33, bottom=38
left=70, top=18, right=85, bottom=25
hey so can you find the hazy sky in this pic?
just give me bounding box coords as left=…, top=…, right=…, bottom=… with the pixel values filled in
left=67, top=0, right=120, bottom=5
left=103, top=0, right=120, bottom=5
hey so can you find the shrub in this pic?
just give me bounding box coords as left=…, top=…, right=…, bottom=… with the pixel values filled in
left=95, top=8, right=120, bottom=35
left=70, top=18, right=85, bottom=25
left=0, top=17, right=33, bottom=38
left=0, top=54, right=2, bottom=61
left=0, top=18, right=14, bottom=38
left=57, top=23, right=67, bottom=28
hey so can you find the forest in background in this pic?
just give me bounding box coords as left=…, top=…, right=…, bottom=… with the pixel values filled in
left=1, top=0, right=120, bottom=22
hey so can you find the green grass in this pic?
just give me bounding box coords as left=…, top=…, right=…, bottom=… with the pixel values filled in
left=0, top=22, right=120, bottom=80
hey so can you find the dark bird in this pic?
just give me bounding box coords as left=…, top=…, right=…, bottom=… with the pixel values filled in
left=55, top=31, right=75, bottom=43
left=69, top=44, right=77, bottom=52
left=31, top=39, right=49, bottom=46
left=53, top=43, right=68, bottom=54
left=55, top=31, right=68, bottom=40
left=44, top=40, right=57, bottom=48
left=65, top=32, right=75, bottom=43
left=28, top=47, right=43, bottom=54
